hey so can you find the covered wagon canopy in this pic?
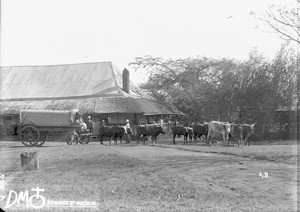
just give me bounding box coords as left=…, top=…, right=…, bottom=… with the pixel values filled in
left=0, top=62, right=182, bottom=115
left=20, top=109, right=79, bottom=127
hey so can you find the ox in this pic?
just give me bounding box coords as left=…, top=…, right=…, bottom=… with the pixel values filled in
left=207, top=121, right=231, bottom=146
left=230, top=123, right=255, bottom=147
left=136, top=125, right=167, bottom=145
left=98, top=126, right=125, bottom=145
left=193, top=123, right=208, bottom=143
left=184, top=127, right=193, bottom=144
left=171, top=126, right=193, bottom=144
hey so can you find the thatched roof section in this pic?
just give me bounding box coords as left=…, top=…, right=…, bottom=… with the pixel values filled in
left=0, top=97, right=181, bottom=115
left=0, top=62, right=182, bottom=115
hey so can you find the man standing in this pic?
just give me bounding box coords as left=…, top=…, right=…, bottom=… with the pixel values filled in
left=100, top=119, right=106, bottom=128
left=87, top=116, right=94, bottom=133
left=124, top=119, right=131, bottom=143
left=159, top=116, right=164, bottom=127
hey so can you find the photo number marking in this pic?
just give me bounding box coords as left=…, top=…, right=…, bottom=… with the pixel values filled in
left=259, top=172, right=269, bottom=178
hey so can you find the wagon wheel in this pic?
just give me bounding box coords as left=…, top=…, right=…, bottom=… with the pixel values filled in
left=35, top=131, right=48, bottom=146
left=20, top=125, right=40, bottom=146
left=66, top=131, right=78, bottom=145
left=79, top=135, right=91, bottom=144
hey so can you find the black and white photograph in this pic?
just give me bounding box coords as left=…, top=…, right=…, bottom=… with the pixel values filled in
left=0, top=0, right=298, bottom=211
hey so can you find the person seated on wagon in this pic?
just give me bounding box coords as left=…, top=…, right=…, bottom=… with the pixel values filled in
left=75, top=113, right=88, bottom=132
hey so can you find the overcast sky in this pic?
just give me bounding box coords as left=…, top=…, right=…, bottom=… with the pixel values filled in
left=1, top=0, right=291, bottom=84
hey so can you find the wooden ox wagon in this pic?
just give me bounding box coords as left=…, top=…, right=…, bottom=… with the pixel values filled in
left=18, top=109, right=93, bottom=146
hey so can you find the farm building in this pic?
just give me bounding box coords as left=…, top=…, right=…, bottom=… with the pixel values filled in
left=237, top=105, right=298, bottom=140
left=0, top=62, right=182, bottom=139
left=275, top=106, right=299, bottom=139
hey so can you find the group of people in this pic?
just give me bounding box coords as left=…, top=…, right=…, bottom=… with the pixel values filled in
left=75, top=112, right=132, bottom=142
left=75, top=113, right=94, bottom=133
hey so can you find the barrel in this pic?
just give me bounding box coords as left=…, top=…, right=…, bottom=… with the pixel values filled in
left=20, top=152, right=39, bottom=171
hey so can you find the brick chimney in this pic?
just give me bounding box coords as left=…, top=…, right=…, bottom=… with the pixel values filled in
left=122, top=68, right=130, bottom=94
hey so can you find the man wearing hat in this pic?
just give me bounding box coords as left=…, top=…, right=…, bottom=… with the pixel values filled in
left=124, top=119, right=131, bottom=143
left=87, top=116, right=94, bottom=133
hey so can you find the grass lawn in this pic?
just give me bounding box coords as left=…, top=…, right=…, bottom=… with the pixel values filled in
left=0, top=140, right=297, bottom=211
left=155, top=139, right=298, bottom=164
left=0, top=144, right=217, bottom=211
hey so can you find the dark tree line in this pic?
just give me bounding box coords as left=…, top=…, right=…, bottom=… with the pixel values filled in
left=130, top=44, right=297, bottom=139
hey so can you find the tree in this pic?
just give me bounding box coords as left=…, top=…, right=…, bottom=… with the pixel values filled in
left=252, top=1, right=300, bottom=44
left=130, top=56, right=224, bottom=121
left=130, top=46, right=297, bottom=139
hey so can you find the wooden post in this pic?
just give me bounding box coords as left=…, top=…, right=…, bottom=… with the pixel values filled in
left=20, top=152, right=39, bottom=171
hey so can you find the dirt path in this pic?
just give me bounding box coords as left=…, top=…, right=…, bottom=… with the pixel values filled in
left=112, top=145, right=297, bottom=211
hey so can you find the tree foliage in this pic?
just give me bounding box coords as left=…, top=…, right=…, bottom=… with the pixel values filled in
left=130, top=45, right=297, bottom=139
left=252, top=1, right=300, bottom=44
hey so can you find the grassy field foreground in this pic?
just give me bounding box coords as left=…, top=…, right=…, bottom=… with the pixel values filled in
left=0, top=141, right=297, bottom=211
left=0, top=143, right=222, bottom=211
left=155, top=141, right=298, bottom=164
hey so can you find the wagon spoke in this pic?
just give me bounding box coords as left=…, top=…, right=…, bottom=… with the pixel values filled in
left=79, top=135, right=91, bottom=144
left=35, top=132, right=47, bottom=146
left=22, top=129, right=30, bottom=135
left=29, top=128, right=35, bottom=135
left=20, top=125, right=40, bottom=146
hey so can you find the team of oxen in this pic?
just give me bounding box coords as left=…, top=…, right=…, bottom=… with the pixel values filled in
left=98, top=121, right=256, bottom=147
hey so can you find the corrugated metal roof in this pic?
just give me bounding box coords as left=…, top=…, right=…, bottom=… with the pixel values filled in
left=0, top=62, right=182, bottom=115
left=0, top=62, right=148, bottom=100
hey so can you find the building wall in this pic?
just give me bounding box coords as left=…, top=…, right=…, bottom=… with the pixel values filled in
left=0, top=116, right=4, bottom=137
left=0, top=115, right=19, bottom=137
left=84, top=113, right=174, bottom=126
left=85, top=113, right=147, bottom=125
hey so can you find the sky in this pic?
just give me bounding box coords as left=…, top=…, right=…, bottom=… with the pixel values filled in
left=0, top=0, right=291, bottom=84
